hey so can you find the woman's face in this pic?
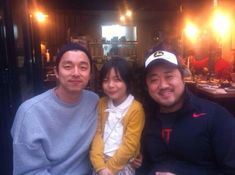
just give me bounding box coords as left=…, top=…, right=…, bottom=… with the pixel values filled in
left=102, top=68, right=128, bottom=106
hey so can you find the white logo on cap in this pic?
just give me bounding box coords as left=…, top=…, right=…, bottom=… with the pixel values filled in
left=154, top=51, right=164, bottom=57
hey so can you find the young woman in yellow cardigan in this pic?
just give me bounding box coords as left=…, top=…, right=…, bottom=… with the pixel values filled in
left=90, top=57, right=145, bottom=175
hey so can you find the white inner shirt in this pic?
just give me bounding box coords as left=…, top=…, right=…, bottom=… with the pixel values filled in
left=103, top=94, right=134, bottom=157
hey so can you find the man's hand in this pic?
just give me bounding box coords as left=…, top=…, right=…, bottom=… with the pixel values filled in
left=98, top=168, right=113, bottom=175
left=130, top=154, right=143, bottom=169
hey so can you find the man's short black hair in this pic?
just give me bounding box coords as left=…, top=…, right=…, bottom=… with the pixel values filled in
left=55, top=42, right=92, bottom=71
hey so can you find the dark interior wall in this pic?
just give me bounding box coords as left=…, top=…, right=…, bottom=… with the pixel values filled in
left=136, top=10, right=180, bottom=64
left=34, top=9, right=180, bottom=63
left=0, top=0, right=22, bottom=174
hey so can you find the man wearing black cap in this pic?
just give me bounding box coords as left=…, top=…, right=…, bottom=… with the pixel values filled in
left=11, top=43, right=99, bottom=175
left=137, top=50, right=235, bottom=175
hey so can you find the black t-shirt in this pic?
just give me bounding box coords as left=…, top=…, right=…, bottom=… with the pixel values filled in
left=158, top=111, right=182, bottom=144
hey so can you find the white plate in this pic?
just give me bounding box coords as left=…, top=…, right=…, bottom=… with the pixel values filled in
left=224, top=88, right=235, bottom=92
left=197, top=83, right=209, bottom=87
left=198, top=80, right=207, bottom=84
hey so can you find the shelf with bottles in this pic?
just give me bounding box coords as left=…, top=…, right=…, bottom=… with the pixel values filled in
left=88, top=40, right=138, bottom=69
left=88, top=41, right=137, bottom=55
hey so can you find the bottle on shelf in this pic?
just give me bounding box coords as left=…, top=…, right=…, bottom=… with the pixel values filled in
left=45, top=49, right=50, bottom=62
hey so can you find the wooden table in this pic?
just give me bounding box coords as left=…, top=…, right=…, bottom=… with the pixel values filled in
left=196, top=86, right=235, bottom=98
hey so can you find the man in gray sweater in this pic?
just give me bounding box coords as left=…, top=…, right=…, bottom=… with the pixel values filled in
left=11, top=43, right=99, bottom=175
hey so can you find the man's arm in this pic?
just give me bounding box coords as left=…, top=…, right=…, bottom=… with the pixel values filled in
left=211, top=107, right=235, bottom=173
left=12, top=142, right=51, bottom=175
left=11, top=106, right=51, bottom=175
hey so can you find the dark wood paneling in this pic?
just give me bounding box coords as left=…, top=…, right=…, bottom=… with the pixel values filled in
left=40, top=10, right=179, bottom=62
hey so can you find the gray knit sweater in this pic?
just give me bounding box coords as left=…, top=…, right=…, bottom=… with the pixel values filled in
left=11, top=89, right=99, bottom=175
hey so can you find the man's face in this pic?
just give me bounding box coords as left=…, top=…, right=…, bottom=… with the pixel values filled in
left=146, top=63, right=185, bottom=112
left=55, top=50, right=91, bottom=95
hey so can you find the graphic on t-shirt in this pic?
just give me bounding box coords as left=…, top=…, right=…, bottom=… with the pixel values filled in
left=161, top=128, right=172, bottom=144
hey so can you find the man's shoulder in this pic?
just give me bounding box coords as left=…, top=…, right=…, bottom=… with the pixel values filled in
left=83, top=90, right=99, bottom=101
left=188, top=92, right=231, bottom=116
left=12, top=90, right=53, bottom=137
left=18, top=89, right=52, bottom=112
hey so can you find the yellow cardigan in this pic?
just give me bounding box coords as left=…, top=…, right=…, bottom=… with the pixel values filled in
left=90, top=97, right=145, bottom=174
